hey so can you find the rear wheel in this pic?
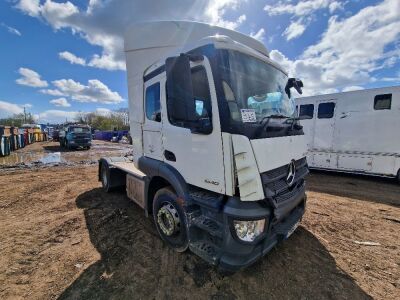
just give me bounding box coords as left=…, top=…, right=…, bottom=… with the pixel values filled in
left=397, top=169, right=400, bottom=184
left=6, top=138, right=11, bottom=155
left=0, top=137, right=5, bottom=156
left=101, top=163, right=112, bottom=192
left=153, top=187, right=189, bottom=252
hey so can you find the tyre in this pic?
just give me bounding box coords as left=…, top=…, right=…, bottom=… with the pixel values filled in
left=153, top=187, right=189, bottom=252
left=5, top=137, right=11, bottom=155
left=397, top=169, right=400, bottom=185
left=101, top=163, right=113, bottom=192
left=0, top=137, right=5, bottom=156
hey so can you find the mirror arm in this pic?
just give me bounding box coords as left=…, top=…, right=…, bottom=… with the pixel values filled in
left=182, top=53, right=204, bottom=62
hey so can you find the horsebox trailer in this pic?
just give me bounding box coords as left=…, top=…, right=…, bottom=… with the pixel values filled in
left=296, top=86, right=400, bottom=183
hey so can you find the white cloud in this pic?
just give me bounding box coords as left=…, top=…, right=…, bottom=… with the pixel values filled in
left=342, top=86, right=364, bottom=92
left=52, top=78, right=123, bottom=104
left=270, top=0, right=400, bottom=95
left=36, top=110, right=79, bottom=124
left=88, top=54, right=125, bottom=71
left=95, top=108, right=112, bottom=116
left=50, top=97, right=71, bottom=107
left=264, top=0, right=341, bottom=16
left=0, top=100, right=24, bottom=118
left=265, top=0, right=345, bottom=40
left=16, top=67, right=48, bottom=88
left=39, top=89, right=66, bottom=96
left=329, top=1, right=344, bottom=13
left=15, top=0, right=247, bottom=71
left=59, top=51, right=86, bottom=66
left=250, top=28, right=266, bottom=42
left=283, top=20, right=306, bottom=41
left=15, top=0, right=41, bottom=17
left=1, top=23, right=22, bottom=36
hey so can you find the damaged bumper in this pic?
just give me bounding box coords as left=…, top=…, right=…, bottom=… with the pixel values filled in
left=188, top=188, right=306, bottom=272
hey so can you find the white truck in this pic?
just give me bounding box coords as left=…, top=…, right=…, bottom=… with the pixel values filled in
left=296, top=86, right=400, bottom=183
left=99, top=21, right=309, bottom=271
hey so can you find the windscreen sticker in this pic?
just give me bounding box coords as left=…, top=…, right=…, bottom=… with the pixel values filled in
left=241, top=109, right=257, bottom=123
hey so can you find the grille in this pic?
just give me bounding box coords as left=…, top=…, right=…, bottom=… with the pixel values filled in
left=261, top=157, right=309, bottom=207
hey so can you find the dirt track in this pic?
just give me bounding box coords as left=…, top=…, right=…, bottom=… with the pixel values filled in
left=0, top=142, right=399, bottom=299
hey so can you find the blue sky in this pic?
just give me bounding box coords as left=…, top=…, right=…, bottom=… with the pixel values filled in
left=1, top=0, right=399, bottom=123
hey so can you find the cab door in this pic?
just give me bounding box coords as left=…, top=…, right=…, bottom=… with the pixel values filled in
left=161, top=57, right=225, bottom=194
left=143, top=75, right=164, bottom=160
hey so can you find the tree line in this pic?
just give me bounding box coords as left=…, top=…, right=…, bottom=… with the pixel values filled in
left=0, top=111, right=129, bottom=131
left=0, top=113, right=35, bottom=127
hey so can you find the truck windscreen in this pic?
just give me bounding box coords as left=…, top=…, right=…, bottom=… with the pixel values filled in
left=217, top=49, right=296, bottom=124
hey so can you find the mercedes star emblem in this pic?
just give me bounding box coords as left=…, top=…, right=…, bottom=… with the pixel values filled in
left=286, top=160, right=296, bottom=187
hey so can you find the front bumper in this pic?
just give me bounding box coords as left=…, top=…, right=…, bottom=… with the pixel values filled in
left=69, top=140, right=91, bottom=147
left=188, top=189, right=306, bottom=272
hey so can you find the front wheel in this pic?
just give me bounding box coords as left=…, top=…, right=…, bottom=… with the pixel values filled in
left=153, top=187, right=189, bottom=252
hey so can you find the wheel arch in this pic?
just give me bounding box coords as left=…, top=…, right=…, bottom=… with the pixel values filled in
left=139, top=156, right=189, bottom=215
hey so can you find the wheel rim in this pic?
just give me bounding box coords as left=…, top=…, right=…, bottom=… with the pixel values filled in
left=157, top=202, right=180, bottom=236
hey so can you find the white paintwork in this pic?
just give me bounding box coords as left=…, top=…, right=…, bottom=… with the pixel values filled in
left=231, top=135, right=265, bottom=201
left=109, top=161, right=146, bottom=179
left=296, top=86, right=400, bottom=177
left=222, top=133, right=235, bottom=196
left=251, top=136, right=308, bottom=173
left=161, top=57, right=226, bottom=194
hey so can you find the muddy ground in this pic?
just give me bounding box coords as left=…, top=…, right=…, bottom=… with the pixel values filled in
left=0, top=140, right=132, bottom=168
left=0, top=142, right=399, bottom=299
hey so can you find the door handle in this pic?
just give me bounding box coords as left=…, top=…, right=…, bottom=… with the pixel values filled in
left=164, top=150, right=176, bottom=162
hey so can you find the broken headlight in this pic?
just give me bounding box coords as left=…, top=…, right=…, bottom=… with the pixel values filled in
left=233, top=219, right=266, bottom=242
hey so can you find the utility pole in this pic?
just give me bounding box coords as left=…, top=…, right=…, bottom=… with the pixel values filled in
left=24, top=106, right=27, bottom=123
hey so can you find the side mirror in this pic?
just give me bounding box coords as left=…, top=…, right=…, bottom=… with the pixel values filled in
left=285, top=78, right=304, bottom=98
left=166, top=54, right=197, bottom=123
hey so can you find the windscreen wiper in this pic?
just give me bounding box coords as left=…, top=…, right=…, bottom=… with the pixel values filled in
left=258, top=114, right=288, bottom=124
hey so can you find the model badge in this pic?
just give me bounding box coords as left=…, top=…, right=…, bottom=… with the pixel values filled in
left=286, top=160, right=296, bottom=187
left=205, top=179, right=219, bottom=185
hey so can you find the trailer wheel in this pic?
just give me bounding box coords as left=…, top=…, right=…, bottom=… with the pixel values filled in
left=101, top=163, right=113, bottom=192
left=153, top=187, right=189, bottom=252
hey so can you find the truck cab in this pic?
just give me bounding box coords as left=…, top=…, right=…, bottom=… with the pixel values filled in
left=60, top=124, right=92, bottom=150
left=99, top=21, right=308, bottom=272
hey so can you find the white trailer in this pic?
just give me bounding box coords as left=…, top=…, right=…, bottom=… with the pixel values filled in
left=99, top=21, right=309, bottom=272
left=296, top=86, right=400, bottom=182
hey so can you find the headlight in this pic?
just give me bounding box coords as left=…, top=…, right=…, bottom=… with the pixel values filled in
left=233, top=219, right=266, bottom=242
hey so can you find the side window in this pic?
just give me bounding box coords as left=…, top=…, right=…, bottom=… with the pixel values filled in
left=374, top=94, right=391, bottom=110
left=191, top=66, right=211, bottom=118
left=299, top=104, right=314, bottom=119
left=145, top=82, right=161, bottom=122
left=318, top=102, right=335, bottom=119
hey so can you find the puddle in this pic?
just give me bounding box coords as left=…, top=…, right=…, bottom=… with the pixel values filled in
left=0, top=140, right=132, bottom=167
left=39, top=152, right=62, bottom=164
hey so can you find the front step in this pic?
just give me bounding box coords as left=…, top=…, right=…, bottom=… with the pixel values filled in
left=191, top=215, right=223, bottom=238
left=189, top=240, right=220, bottom=265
